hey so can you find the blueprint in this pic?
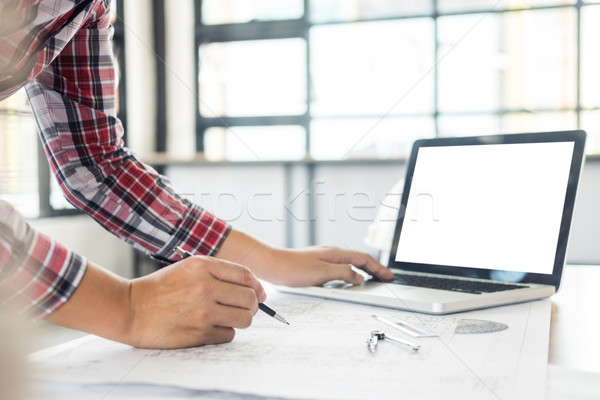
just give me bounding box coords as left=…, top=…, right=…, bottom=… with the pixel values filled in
left=30, top=291, right=551, bottom=400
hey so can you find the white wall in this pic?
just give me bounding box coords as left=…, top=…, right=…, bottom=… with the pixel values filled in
left=166, top=162, right=401, bottom=252
left=166, top=158, right=600, bottom=264
left=568, top=159, right=600, bottom=264
left=312, top=164, right=404, bottom=253
left=32, top=158, right=598, bottom=277
left=165, top=161, right=405, bottom=256
left=166, top=163, right=289, bottom=248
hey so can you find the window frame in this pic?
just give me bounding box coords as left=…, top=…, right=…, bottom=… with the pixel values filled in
left=193, top=7, right=311, bottom=155
left=192, top=1, right=600, bottom=160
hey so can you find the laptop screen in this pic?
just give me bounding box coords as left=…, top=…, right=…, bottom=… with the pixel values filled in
left=389, top=131, right=586, bottom=289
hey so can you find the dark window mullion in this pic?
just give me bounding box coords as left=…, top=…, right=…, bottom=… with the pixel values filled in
left=197, top=19, right=306, bottom=43
left=202, top=115, right=307, bottom=128
left=576, top=0, right=583, bottom=127
left=303, top=0, right=311, bottom=157
left=195, top=0, right=204, bottom=152
left=433, top=0, right=440, bottom=138
left=37, top=140, right=52, bottom=217
left=153, top=0, right=167, bottom=153
left=115, top=0, right=127, bottom=145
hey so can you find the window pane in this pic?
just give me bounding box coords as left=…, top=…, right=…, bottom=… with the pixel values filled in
left=310, top=0, right=433, bottom=23
left=204, top=126, right=306, bottom=161
left=581, top=5, right=600, bottom=109
left=501, top=111, right=576, bottom=133
left=0, top=91, right=39, bottom=218
left=202, top=0, right=303, bottom=25
left=438, top=9, right=576, bottom=113
left=438, top=115, right=501, bottom=137
left=310, top=117, right=434, bottom=160
left=199, top=39, right=306, bottom=117
left=438, top=112, right=576, bottom=137
left=50, top=173, right=75, bottom=211
left=438, top=0, right=575, bottom=13
left=580, top=111, right=600, bottom=154
left=310, top=19, right=434, bottom=117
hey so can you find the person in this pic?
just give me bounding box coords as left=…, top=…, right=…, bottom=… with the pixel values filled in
left=0, top=0, right=393, bottom=349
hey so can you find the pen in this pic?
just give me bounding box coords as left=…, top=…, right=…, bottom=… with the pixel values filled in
left=174, top=246, right=290, bottom=325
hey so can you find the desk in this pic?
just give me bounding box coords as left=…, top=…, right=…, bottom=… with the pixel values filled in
left=29, top=265, right=600, bottom=400
left=549, top=264, right=600, bottom=374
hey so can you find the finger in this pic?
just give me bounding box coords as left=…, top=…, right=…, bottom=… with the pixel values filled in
left=324, top=249, right=394, bottom=281
left=191, top=326, right=236, bottom=346
left=149, top=326, right=236, bottom=349
left=354, top=254, right=394, bottom=281
left=205, top=303, right=255, bottom=330
left=205, top=260, right=267, bottom=302
left=321, top=262, right=364, bottom=285
left=203, top=326, right=236, bottom=345
left=212, top=282, right=259, bottom=313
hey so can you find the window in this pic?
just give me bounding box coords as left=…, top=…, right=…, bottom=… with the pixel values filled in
left=195, top=1, right=600, bottom=160
left=0, top=89, right=39, bottom=218
left=0, top=0, right=127, bottom=218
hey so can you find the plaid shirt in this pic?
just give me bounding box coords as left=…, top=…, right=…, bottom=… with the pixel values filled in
left=0, top=0, right=230, bottom=318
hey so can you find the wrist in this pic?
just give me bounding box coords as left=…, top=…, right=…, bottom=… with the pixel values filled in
left=45, top=263, right=135, bottom=346
left=215, top=229, right=275, bottom=274
left=119, top=279, right=136, bottom=346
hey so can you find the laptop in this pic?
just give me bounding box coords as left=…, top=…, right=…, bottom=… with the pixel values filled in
left=280, top=130, right=587, bottom=314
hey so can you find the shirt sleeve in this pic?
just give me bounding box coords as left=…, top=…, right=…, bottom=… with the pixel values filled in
left=0, top=200, right=87, bottom=319
left=23, top=1, right=230, bottom=261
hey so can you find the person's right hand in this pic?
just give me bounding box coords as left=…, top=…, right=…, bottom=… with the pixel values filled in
left=126, top=256, right=267, bottom=349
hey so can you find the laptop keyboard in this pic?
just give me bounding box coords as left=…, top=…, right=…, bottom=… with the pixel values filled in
left=376, top=273, right=528, bottom=295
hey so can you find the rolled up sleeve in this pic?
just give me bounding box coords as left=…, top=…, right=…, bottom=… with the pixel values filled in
left=0, top=200, right=87, bottom=319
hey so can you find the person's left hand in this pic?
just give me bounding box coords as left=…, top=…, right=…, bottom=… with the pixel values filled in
left=215, top=229, right=394, bottom=288
left=258, top=245, right=394, bottom=287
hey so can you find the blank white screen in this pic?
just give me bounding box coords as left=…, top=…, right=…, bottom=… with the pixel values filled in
left=395, top=141, right=574, bottom=274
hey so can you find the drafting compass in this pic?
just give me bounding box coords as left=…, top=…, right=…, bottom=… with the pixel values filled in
left=367, top=330, right=420, bottom=353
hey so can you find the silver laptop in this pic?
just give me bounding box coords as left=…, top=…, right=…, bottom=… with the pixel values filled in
left=280, top=130, right=587, bottom=314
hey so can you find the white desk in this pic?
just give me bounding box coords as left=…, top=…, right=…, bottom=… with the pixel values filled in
left=546, top=265, right=600, bottom=399
left=28, top=265, right=600, bottom=400
left=549, top=264, right=600, bottom=373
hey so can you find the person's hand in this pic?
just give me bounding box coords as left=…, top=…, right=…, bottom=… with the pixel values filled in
left=46, top=257, right=266, bottom=350
left=262, top=245, right=395, bottom=287
left=216, top=230, right=394, bottom=288
left=126, top=256, right=267, bottom=348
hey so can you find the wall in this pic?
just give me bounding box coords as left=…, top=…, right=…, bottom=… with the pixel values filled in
left=568, top=158, right=600, bottom=263
left=166, top=158, right=600, bottom=265
left=30, top=158, right=597, bottom=277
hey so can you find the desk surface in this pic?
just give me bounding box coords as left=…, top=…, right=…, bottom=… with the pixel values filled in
left=28, top=264, right=600, bottom=400
left=549, top=264, right=600, bottom=374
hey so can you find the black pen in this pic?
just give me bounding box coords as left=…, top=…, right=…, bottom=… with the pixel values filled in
left=174, top=246, right=290, bottom=325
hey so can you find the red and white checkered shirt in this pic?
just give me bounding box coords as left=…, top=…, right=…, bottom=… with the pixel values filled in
left=0, top=0, right=230, bottom=319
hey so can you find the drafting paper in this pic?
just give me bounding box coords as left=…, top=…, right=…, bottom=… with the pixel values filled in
left=30, top=292, right=551, bottom=400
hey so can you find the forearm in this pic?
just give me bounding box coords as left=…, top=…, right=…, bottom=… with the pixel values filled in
left=45, top=263, right=133, bottom=344
left=26, top=8, right=230, bottom=261
left=215, top=229, right=394, bottom=287
left=214, top=229, right=279, bottom=282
